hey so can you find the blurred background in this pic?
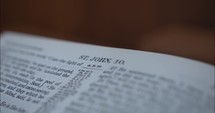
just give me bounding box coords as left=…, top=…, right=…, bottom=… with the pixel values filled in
left=0, top=0, right=214, bottom=64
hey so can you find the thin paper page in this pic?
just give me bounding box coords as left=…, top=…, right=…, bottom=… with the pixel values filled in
left=0, top=31, right=214, bottom=113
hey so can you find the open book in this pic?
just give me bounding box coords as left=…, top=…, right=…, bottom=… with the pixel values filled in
left=0, top=31, right=214, bottom=113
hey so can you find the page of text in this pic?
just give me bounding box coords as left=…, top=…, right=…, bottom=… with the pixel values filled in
left=0, top=31, right=214, bottom=113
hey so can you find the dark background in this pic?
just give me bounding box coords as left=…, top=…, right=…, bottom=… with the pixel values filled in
left=1, top=0, right=214, bottom=64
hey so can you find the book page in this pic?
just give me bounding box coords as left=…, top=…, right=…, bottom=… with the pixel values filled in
left=0, top=31, right=214, bottom=113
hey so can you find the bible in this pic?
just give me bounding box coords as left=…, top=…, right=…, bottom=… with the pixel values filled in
left=0, top=31, right=214, bottom=113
